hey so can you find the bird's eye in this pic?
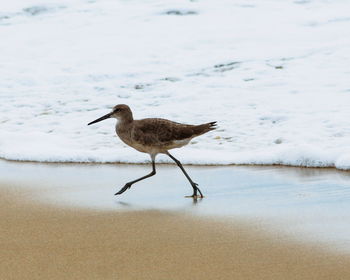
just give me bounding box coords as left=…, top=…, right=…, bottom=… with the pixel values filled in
left=114, top=108, right=120, bottom=112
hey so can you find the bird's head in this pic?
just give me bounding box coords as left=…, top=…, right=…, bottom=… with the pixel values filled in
left=88, top=104, right=133, bottom=125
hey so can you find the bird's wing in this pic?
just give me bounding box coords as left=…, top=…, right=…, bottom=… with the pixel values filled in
left=131, top=118, right=196, bottom=146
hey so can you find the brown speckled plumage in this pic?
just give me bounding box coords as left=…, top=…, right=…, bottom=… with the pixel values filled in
left=88, top=104, right=217, bottom=198
left=119, top=118, right=216, bottom=154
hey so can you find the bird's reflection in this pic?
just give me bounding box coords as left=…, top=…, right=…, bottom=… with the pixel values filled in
left=114, top=196, right=204, bottom=211
left=115, top=201, right=132, bottom=208
left=191, top=196, right=203, bottom=206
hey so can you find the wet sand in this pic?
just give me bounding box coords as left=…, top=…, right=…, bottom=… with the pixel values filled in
left=2, top=160, right=350, bottom=251
left=1, top=183, right=350, bottom=280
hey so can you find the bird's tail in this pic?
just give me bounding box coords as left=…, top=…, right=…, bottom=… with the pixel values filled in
left=193, top=121, right=217, bottom=136
left=208, top=121, right=217, bottom=129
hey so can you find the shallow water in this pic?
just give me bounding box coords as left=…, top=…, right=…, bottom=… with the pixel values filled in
left=1, top=159, right=350, bottom=252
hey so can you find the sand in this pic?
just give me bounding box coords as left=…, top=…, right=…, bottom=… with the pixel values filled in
left=1, top=184, right=350, bottom=280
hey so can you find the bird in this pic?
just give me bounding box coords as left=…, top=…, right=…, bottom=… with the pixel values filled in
left=88, top=104, right=217, bottom=198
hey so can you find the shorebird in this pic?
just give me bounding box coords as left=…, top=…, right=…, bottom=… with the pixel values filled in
left=88, top=104, right=216, bottom=198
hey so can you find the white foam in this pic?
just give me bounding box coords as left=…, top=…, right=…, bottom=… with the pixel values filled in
left=1, top=0, right=350, bottom=169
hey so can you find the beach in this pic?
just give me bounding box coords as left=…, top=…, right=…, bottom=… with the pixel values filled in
left=2, top=186, right=350, bottom=280
left=2, top=0, right=350, bottom=278
left=1, top=160, right=350, bottom=279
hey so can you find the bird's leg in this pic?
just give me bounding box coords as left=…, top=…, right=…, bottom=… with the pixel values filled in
left=166, top=152, right=204, bottom=198
left=115, top=156, right=156, bottom=195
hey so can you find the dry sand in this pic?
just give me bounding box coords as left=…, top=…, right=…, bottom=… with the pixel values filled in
left=1, top=185, right=350, bottom=280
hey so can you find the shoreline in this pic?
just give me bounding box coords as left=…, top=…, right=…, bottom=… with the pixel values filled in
left=1, top=184, right=350, bottom=280
left=1, top=157, right=350, bottom=172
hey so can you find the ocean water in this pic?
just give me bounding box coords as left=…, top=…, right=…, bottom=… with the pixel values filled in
left=1, top=0, right=350, bottom=169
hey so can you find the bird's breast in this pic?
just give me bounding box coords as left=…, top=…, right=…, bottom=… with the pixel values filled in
left=116, top=123, right=152, bottom=154
left=116, top=123, right=132, bottom=144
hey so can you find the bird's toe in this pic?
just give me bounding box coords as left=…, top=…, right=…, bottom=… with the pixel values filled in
left=114, top=183, right=132, bottom=195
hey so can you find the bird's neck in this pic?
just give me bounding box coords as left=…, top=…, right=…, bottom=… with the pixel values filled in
left=116, top=117, right=133, bottom=129
left=123, top=111, right=134, bottom=123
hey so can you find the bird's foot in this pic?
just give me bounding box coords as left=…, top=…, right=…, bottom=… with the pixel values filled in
left=185, top=182, right=204, bottom=198
left=185, top=194, right=204, bottom=199
left=115, top=182, right=132, bottom=196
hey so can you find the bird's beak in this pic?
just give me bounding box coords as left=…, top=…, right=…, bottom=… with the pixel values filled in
left=88, top=112, right=113, bottom=125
